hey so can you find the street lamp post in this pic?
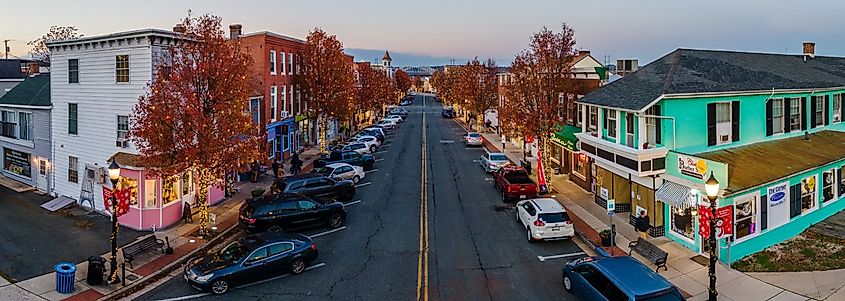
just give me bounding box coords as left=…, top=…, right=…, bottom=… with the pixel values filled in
left=704, top=172, right=720, bottom=301
left=107, top=161, right=121, bottom=284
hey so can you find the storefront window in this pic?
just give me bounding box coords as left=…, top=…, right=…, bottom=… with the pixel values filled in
left=735, top=196, right=757, bottom=240
left=670, top=206, right=695, bottom=240
left=116, top=175, right=139, bottom=207
left=801, top=175, right=817, bottom=213
left=823, top=170, right=835, bottom=203
left=162, top=177, right=179, bottom=205
left=573, top=153, right=587, bottom=179
left=840, top=166, right=845, bottom=197
left=181, top=172, right=193, bottom=197
left=3, top=148, right=31, bottom=178
left=144, top=179, right=157, bottom=208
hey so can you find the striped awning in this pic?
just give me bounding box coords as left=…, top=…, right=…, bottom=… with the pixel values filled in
left=655, top=180, right=695, bottom=209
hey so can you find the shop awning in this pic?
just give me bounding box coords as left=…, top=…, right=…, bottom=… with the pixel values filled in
left=551, top=125, right=580, bottom=152
left=295, top=114, right=308, bottom=123
left=655, top=180, right=694, bottom=209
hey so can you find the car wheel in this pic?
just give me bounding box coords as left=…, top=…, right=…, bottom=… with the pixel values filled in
left=352, top=175, right=361, bottom=184
left=290, top=258, right=307, bottom=275
left=211, top=279, right=229, bottom=295
left=563, top=275, right=573, bottom=292
left=527, top=228, right=536, bottom=243
left=267, top=225, right=283, bottom=233
left=328, top=214, right=344, bottom=228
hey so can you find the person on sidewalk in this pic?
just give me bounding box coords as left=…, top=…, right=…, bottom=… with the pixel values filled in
left=182, top=202, right=193, bottom=224
left=636, top=210, right=650, bottom=239
left=291, top=152, right=303, bottom=175
left=271, top=160, right=281, bottom=178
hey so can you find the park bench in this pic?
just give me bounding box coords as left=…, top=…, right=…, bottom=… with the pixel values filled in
left=628, top=237, right=668, bottom=272
left=122, top=235, right=167, bottom=269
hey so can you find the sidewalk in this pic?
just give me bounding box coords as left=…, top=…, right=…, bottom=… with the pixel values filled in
left=0, top=153, right=322, bottom=301
left=454, top=119, right=843, bottom=301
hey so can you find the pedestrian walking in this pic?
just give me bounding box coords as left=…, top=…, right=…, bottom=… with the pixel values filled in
left=271, top=160, right=280, bottom=178
left=182, top=202, right=193, bottom=224
left=636, top=210, right=650, bottom=239
left=291, top=152, right=303, bottom=175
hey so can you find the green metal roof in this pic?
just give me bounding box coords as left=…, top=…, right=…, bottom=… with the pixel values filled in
left=0, top=74, right=50, bottom=107
left=551, top=125, right=580, bottom=151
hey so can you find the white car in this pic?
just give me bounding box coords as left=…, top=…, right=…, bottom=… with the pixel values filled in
left=516, top=198, right=574, bottom=242
left=351, top=135, right=380, bottom=152
left=316, top=163, right=365, bottom=184
left=464, top=132, right=483, bottom=146
left=363, top=127, right=386, bottom=138
left=480, top=152, right=509, bottom=173
left=386, top=114, right=405, bottom=123
left=341, top=142, right=371, bottom=155
left=377, top=119, right=397, bottom=130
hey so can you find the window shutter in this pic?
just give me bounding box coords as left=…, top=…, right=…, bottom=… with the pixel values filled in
left=784, top=98, right=792, bottom=132
left=731, top=101, right=740, bottom=141
left=841, top=94, right=845, bottom=123
left=810, top=96, right=818, bottom=127
left=824, top=95, right=830, bottom=126
left=760, top=195, right=768, bottom=231
left=765, top=100, right=773, bottom=136
left=707, top=103, right=717, bottom=146
left=838, top=168, right=843, bottom=198
left=654, top=105, right=662, bottom=145
left=801, top=97, right=808, bottom=130
left=790, top=183, right=801, bottom=219
left=602, top=109, right=608, bottom=129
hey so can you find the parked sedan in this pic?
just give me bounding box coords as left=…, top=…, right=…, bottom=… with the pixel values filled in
left=386, top=114, right=405, bottom=123
left=377, top=119, right=397, bottom=130
left=390, top=108, right=408, bottom=117
left=273, top=173, right=356, bottom=201
left=238, top=193, right=347, bottom=234
left=480, top=152, right=509, bottom=172
left=184, top=232, right=319, bottom=294
left=313, top=150, right=376, bottom=171
left=357, top=130, right=384, bottom=143
left=351, top=135, right=380, bottom=152
left=341, top=142, right=371, bottom=155
left=315, top=163, right=365, bottom=184
left=464, top=132, right=483, bottom=146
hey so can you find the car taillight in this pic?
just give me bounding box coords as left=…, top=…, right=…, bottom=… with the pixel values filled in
left=534, top=220, right=545, bottom=227
left=508, top=186, right=516, bottom=192
left=246, top=218, right=256, bottom=224
left=311, top=243, right=317, bottom=250
left=565, top=220, right=573, bottom=225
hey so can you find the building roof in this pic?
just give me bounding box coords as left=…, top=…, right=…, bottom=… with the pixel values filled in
left=578, top=48, right=845, bottom=111
left=383, top=50, right=391, bottom=61
left=240, top=31, right=305, bottom=43
left=696, top=131, right=845, bottom=195
left=0, top=60, right=24, bottom=79
left=46, top=28, right=179, bottom=48
left=0, top=74, right=50, bottom=107
left=109, top=152, right=141, bottom=168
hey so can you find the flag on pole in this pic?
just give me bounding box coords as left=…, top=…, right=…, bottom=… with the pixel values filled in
left=537, top=151, right=548, bottom=194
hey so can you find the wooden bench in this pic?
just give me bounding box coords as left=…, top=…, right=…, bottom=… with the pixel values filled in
left=123, top=235, right=167, bottom=269
left=628, top=237, right=668, bottom=272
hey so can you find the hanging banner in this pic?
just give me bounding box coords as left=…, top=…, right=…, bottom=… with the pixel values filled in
left=102, top=186, right=131, bottom=217
left=537, top=151, right=548, bottom=194
left=698, top=205, right=733, bottom=239
left=767, top=182, right=790, bottom=229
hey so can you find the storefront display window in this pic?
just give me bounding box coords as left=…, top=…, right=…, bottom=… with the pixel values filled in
left=3, top=148, right=31, bottom=178
left=162, top=177, right=179, bottom=205
left=734, top=196, right=757, bottom=240
left=144, top=180, right=157, bottom=208
left=671, top=206, right=695, bottom=240
left=822, top=170, right=835, bottom=203
left=181, top=172, right=193, bottom=197
left=116, top=176, right=139, bottom=207
left=573, top=153, right=587, bottom=179
left=801, top=175, right=817, bottom=213
left=840, top=166, right=845, bottom=197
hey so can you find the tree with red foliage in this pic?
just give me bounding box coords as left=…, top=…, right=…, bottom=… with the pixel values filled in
left=354, top=63, right=397, bottom=126
left=130, top=13, right=261, bottom=234
left=411, top=76, right=423, bottom=92
left=298, top=28, right=354, bottom=151
left=394, top=69, right=412, bottom=96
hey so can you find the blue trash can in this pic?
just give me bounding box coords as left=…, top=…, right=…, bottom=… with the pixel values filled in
left=54, top=262, right=76, bottom=294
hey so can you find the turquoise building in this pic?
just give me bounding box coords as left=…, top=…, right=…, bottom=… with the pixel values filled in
left=574, top=44, right=845, bottom=263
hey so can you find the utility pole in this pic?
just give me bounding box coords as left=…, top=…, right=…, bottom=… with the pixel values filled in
left=3, top=39, right=11, bottom=59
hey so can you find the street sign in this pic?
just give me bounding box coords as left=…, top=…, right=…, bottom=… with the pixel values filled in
left=607, top=199, right=615, bottom=213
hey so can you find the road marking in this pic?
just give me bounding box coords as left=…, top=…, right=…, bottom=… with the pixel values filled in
left=355, top=182, right=372, bottom=188
left=465, top=147, right=483, bottom=150
left=375, top=158, right=385, bottom=162
left=374, top=151, right=388, bottom=154
left=484, top=178, right=494, bottom=181
left=416, top=96, right=430, bottom=301
left=345, top=200, right=362, bottom=206
left=439, top=140, right=454, bottom=144
left=307, top=226, right=347, bottom=239
left=365, top=169, right=379, bottom=173
left=155, top=293, right=210, bottom=301
left=538, top=252, right=586, bottom=262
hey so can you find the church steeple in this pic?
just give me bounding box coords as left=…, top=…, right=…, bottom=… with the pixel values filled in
left=382, top=50, right=392, bottom=67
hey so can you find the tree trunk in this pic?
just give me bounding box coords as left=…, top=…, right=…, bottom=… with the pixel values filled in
left=320, top=116, right=328, bottom=153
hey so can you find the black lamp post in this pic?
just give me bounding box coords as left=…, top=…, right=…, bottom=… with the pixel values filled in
left=704, top=172, right=720, bottom=301
left=107, top=161, right=121, bottom=284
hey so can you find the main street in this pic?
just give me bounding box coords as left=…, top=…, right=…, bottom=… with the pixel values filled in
left=134, top=94, right=585, bottom=301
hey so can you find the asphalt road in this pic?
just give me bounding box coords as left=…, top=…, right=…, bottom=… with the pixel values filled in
left=133, top=95, right=584, bottom=301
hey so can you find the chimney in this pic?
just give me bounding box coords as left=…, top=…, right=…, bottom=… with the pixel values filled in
left=27, top=62, right=39, bottom=76
left=173, top=24, right=186, bottom=34
left=803, top=41, right=815, bottom=58
left=578, top=50, right=591, bottom=56
left=229, top=24, right=242, bottom=39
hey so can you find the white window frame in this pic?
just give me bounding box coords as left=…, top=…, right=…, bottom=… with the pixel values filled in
left=280, top=52, right=286, bottom=75
left=249, top=97, right=261, bottom=125
left=117, top=115, right=129, bottom=143
left=733, top=193, right=758, bottom=243
left=800, top=175, right=817, bottom=215
left=822, top=169, right=836, bottom=204
left=771, top=98, right=785, bottom=135
left=281, top=85, right=288, bottom=117
left=645, top=106, right=659, bottom=147
left=814, top=96, right=825, bottom=128
left=789, top=98, right=801, bottom=131
left=68, top=156, right=79, bottom=183
left=18, top=111, right=32, bottom=141
left=715, top=102, right=732, bottom=145
left=588, top=106, right=598, bottom=131
left=270, top=86, right=277, bottom=121
left=269, top=50, right=277, bottom=75
left=606, top=109, right=617, bottom=139
left=115, top=55, right=130, bottom=83
left=833, top=94, right=842, bottom=123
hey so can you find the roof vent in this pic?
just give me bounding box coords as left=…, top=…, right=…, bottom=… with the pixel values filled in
left=804, top=131, right=811, bottom=141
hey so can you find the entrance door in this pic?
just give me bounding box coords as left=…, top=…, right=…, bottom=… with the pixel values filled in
left=36, top=159, right=48, bottom=192
left=181, top=172, right=196, bottom=205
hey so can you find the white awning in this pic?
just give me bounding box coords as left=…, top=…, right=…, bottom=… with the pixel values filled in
left=655, top=180, right=695, bottom=209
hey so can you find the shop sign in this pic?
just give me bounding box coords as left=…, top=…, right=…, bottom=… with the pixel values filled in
left=698, top=205, right=733, bottom=239
left=677, top=155, right=707, bottom=179
left=607, top=199, right=615, bottom=212
left=3, top=148, right=31, bottom=178
left=600, top=187, right=609, bottom=200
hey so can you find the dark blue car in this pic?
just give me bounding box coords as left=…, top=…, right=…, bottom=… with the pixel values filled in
left=563, top=254, right=685, bottom=301
left=184, top=233, right=318, bottom=294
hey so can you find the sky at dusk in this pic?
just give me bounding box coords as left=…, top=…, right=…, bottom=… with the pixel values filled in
left=3, top=0, right=845, bottom=66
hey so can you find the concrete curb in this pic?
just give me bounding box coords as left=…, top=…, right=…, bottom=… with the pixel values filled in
left=96, top=221, right=240, bottom=301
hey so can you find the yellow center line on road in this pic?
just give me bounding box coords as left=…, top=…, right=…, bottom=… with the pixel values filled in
left=416, top=96, right=429, bottom=301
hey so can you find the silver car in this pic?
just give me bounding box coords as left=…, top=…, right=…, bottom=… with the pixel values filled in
left=480, top=152, right=509, bottom=173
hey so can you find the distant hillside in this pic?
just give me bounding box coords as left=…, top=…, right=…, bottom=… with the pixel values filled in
left=344, top=48, right=463, bottom=67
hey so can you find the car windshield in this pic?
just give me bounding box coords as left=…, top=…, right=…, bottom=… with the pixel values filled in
left=468, top=133, right=481, bottom=138
left=538, top=212, right=570, bottom=223
left=217, top=242, right=249, bottom=263
left=637, top=289, right=685, bottom=301
left=490, top=155, right=507, bottom=161
left=313, top=167, right=332, bottom=175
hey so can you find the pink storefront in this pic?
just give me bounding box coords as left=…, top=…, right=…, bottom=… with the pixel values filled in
left=110, top=153, right=225, bottom=231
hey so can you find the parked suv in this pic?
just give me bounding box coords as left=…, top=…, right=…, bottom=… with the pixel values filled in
left=272, top=173, right=356, bottom=201
left=516, top=198, right=574, bottom=242
left=563, top=255, right=686, bottom=301
left=441, top=107, right=455, bottom=118
left=238, top=193, right=347, bottom=233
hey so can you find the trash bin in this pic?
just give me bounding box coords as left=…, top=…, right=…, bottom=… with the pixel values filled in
left=86, top=256, right=104, bottom=286
left=54, top=262, right=76, bottom=294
